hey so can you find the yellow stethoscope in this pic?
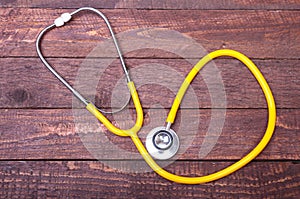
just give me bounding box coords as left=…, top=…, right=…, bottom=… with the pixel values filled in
left=36, top=7, right=276, bottom=184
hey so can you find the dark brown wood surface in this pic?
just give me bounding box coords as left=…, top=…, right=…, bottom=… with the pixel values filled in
left=0, top=108, right=299, bottom=160
left=1, top=0, right=300, bottom=10
left=1, top=9, right=300, bottom=59
left=0, top=0, right=299, bottom=198
left=0, top=161, right=299, bottom=198
left=1, top=58, right=299, bottom=108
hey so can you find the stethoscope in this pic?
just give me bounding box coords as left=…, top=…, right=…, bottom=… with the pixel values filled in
left=36, top=7, right=276, bottom=184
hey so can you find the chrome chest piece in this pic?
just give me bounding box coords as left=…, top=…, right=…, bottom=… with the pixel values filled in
left=146, top=126, right=180, bottom=160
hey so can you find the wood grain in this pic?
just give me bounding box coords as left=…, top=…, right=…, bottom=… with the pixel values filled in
left=1, top=58, right=299, bottom=109
left=1, top=9, right=300, bottom=59
left=1, top=0, right=300, bottom=10
left=0, top=2, right=299, bottom=196
left=0, top=161, right=299, bottom=198
left=0, top=108, right=299, bottom=160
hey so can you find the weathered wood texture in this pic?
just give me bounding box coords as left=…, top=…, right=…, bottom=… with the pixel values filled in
left=1, top=0, right=300, bottom=10
left=0, top=1, right=299, bottom=198
left=0, top=58, right=299, bottom=108
left=0, top=108, right=299, bottom=160
left=1, top=9, right=300, bottom=59
left=0, top=161, right=299, bottom=198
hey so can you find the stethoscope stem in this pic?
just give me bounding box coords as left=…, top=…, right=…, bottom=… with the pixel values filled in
left=166, top=122, right=171, bottom=131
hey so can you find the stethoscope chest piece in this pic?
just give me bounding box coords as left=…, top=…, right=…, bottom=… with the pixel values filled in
left=146, top=126, right=180, bottom=160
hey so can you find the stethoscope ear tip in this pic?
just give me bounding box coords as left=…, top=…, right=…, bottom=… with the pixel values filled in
left=146, top=126, right=180, bottom=160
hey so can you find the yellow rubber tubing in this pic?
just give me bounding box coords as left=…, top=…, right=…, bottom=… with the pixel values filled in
left=86, top=49, right=276, bottom=184
left=134, top=49, right=276, bottom=184
left=86, top=81, right=143, bottom=137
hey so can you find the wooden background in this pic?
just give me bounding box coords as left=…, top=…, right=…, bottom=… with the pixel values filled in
left=0, top=0, right=299, bottom=198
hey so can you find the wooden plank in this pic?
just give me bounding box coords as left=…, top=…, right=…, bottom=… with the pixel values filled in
left=0, top=108, right=299, bottom=160
left=0, top=161, right=299, bottom=198
left=1, top=9, right=300, bottom=59
left=1, top=0, right=300, bottom=10
left=1, top=58, right=299, bottom=109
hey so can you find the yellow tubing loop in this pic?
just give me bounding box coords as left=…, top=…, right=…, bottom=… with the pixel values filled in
left=86, top=49, right=276, bottom=184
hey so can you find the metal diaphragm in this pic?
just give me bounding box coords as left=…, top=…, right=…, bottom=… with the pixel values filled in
left=146, top=126, right=179, bottom=160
